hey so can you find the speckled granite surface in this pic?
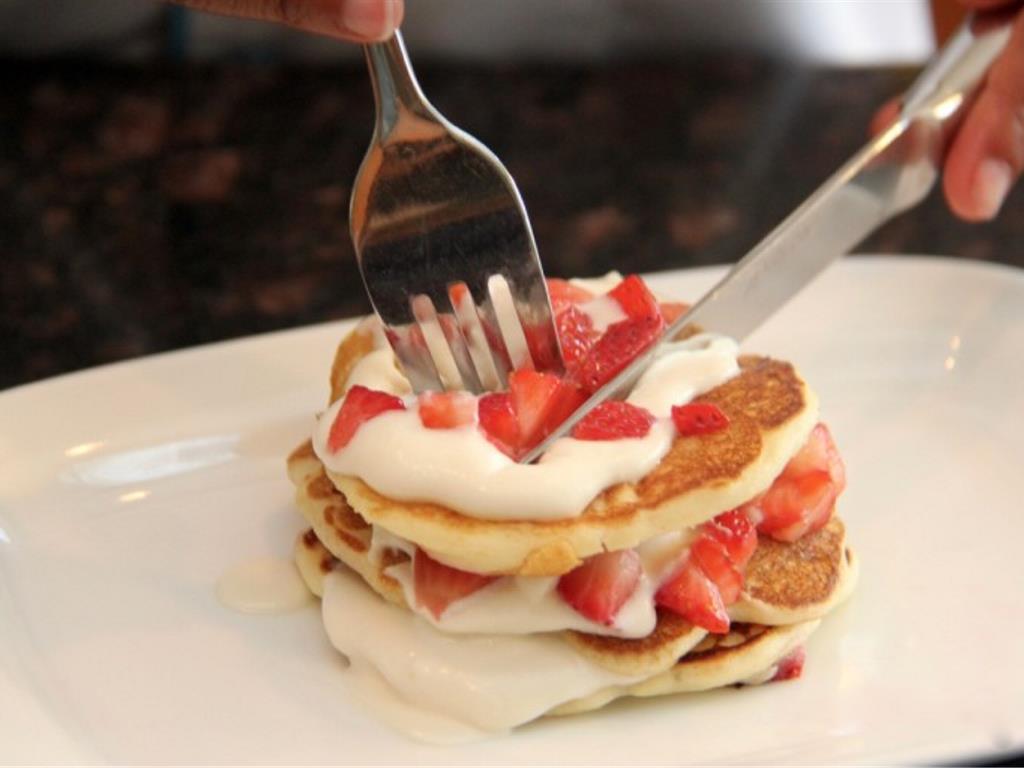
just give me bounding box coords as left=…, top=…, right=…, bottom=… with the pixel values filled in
left=2, top=57, right=1022, bottom=390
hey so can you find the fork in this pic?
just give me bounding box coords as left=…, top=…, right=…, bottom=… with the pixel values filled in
left=350, top=32, right=563, bottom=395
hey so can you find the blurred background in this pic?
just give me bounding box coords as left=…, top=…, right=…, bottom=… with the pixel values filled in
left=3, top=0, right=1023, bottom=392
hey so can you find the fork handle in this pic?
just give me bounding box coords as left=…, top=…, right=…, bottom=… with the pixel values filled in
left=364, top=32, right=438, bottom=139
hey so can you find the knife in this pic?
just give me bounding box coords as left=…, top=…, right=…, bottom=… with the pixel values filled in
left=520, top=9, right=1014, bottom=464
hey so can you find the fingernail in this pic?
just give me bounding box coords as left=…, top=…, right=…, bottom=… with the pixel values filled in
left=972, top=159, right=1013, bottom=219
left=342, top=0, right=393, bottom=40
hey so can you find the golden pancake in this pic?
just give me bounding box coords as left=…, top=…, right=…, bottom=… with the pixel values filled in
left=550, top=620, right=819, bottom=716
left=315, top=321, right=820, bottom=576
left=730, top=517, right=859, bottom=625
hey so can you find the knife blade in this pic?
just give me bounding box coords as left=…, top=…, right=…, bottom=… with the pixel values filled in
left=519, top=10, right=1012, bottom=464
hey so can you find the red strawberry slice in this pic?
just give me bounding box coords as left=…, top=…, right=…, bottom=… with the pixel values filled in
left=522, top=320, right=563, bottom=373
left=546, top=277, right=594, bottom=311
left=781, top=422, right=846, bottom=491
left=557, top=549, right=642, bottom=625
left=655, top=557, right=730, bottom=634
left=743, top=423, right=846, bottom=543
left=576, top=316, right=664, bottom=394
left=556, top=305, right=598, bottom=375
left=478, top=392, right=519, bottom=457
left=771, top=646, right=806, bottom=682
left=704, top=509, right=757, bottom=569
left=509, top=369, right=586, bottom=448
left=571, top=401, right=655, bottom=441
left=609, top=275, right=663, bottom=321
left=672, top=402, right=730, bottom=436
left=413, top=548, right=497, bottom=620
left=690, top=535, right=743, bottom=604
left=756, top=470, right=837, bottom=543
left=418, top=391, right=476, bottom=430
left=659, top=301, right=690, bottom=325
left=327, top=385, right=405, bottom=452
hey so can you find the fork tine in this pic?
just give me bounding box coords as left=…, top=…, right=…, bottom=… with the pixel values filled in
left=487, top=274, right=532, bottom=372
left=410, top=294, right=465, bottom=391
left=385, top=319, right=445, bottom=393
left=432, top=292, right=484, bottom=394
left=505, top=273, right=564, bottom=375
left=472, top=292, right=514, bottom=389
left=449, top=282, right=502, bottom=392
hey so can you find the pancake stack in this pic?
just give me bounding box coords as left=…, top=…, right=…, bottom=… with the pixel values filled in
left=286, top=288, right=858, bottom=725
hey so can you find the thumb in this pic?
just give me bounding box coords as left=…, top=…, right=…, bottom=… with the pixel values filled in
left=943, top=10, right=1024, bottom=220
left=170, top=0, right=404, bottom=43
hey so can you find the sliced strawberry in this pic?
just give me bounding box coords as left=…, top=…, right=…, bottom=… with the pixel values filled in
left=659, top=301, right=690, bottom=326
left=413, top=548, right=497, bottom=620
left=782, top=423, right=846, bottom=492
left=509, top=369, right=586, bottom=448
left=572, top=401, right=655, bottom=441
left=546, top=277, right=594, bottom=311
left=655, top=557, right=730, bottom=634
left=672, top=402, right=730, bottom=436
left=557, top=549, right=642, bottom=625
left=556, top=305, right=598, bottom=375
left=418, top=391, right=476, bottom=430
left=771, top=646, right=806, bottom=682
left=756, top=470, right=837, bottom=543
left=608, top=275, right=663, bottom=321
left=704, top=509, right=757, bottom=569
left=448, top=282, right=471, bottom=310
left=327, top=385, right=405, bottom=452
left=576, top=316, right=664, bottom=394
left=478, top=392, right=519, bottom=457
left=522, top=320, right=562, bottom=373
left=690, top=535, right=743, bottom=604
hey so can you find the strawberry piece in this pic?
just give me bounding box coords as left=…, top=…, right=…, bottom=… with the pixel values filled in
left=576, top=316, right=664, bottom=394
left=509, top=369, right=586, bottom=448
left=572, top=401, right=655, bottom=441
left=655, top=557, right=730, bottom=634
left=412, top=548, right=497, bottom=620
left=659, top=301, right=690, bottom=325
left=672, top=402, right=730, bottom=436
left=772, top=646, right=806, bottom=682
left=608, top=275, right=663, bottom=321
left=743, top=423, right=846, bottom=543
left=522, top=320, right=563, bottom=373
left=704, top=509, right=757, bottom=569
left=546, top=277, right=594, bottom=311
left=418, top=391, right=476, bottom=430
left=327, top=385, right=405, bottom=452
left=557, top=549, right=642, bottom=625
left=782, top=423, right=846, bottom=492
left=690, top=535, right=743, bottom=604
left=448, top=283, right=471, bottom=310
left=756, top=470, right=837, bottom=543
left=556, top=305, right=598, bottom=375
left=478, top=392, right=519, bottom=457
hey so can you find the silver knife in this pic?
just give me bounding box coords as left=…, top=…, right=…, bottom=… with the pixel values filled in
left=521, top=9, right=1014, bottom=464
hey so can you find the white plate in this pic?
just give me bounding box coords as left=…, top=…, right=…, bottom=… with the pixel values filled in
left=2, top=256, right=1023, bottom=765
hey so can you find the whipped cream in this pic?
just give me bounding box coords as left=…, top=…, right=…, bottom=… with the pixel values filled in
left=578, top=294, right=627, bottom=333
left=321, top=568, right=643, bottom=741
left=369, top=525, right=698, bottom=638
left=313, top=324, right=739, bottom=520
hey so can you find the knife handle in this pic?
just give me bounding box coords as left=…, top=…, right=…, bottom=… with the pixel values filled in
left=900, top=8, right=1015, bottom=127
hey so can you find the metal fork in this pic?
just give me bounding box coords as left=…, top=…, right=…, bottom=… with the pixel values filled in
left=350, top=32, right=563, bottom=394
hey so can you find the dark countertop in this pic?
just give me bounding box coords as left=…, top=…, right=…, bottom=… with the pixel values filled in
left=2, top=56, right=1023, bottom=391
